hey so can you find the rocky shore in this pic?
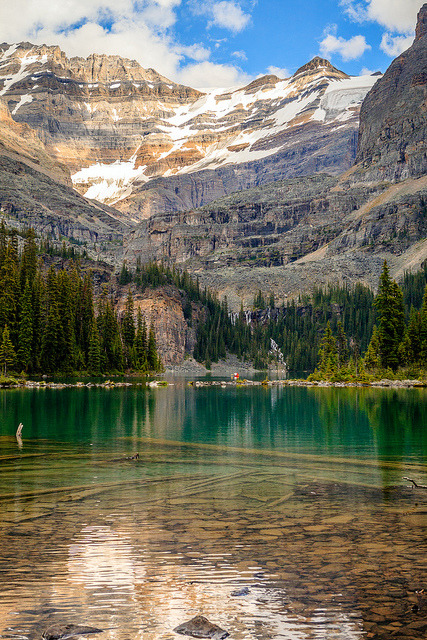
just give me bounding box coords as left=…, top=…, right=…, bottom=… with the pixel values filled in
left=189, top=378, right=426, bottom=388
left=1, top=377, right=425, bottom=389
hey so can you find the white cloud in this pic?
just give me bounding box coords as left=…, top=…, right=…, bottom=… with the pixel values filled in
left=232, top=50, right=248, bottom=60
left=367, top=0, right=421, bottom=34
left=211, top=1, right=251, bottom=32
left=190, top=1, right=251, bottom=34
left=320, top=27, right=371, bottom=61
left=340, top=0, right=421, bottom=34
left=267, top=65, right=290, bottom=78
left=0, top=0, right=252, bottom=88
left=176, top=60, right=251, bottom=89
left=179, top=43, right=211, bottom=62
left=380, top=32, right=415, bottom=56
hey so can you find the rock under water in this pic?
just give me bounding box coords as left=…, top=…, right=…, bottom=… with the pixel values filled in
left=173, top=615, right=229, bottom=640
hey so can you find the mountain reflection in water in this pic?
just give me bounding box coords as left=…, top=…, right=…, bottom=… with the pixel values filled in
left=0, top=383, right=426, bottom=640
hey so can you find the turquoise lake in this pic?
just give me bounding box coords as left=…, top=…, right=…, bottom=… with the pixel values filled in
left=0, top=382, right=426, bottom=640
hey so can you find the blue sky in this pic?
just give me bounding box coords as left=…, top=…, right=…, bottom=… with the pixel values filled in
left=0, top=0, right=422, bottom=87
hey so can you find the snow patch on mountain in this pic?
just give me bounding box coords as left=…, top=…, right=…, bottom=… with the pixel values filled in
left=72, top=156, right=148, bottom=204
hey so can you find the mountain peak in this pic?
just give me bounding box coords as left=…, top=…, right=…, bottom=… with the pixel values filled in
left=293, top=57, right=347, bottom=78
left=242, top=74, right=282, bottom=93
left=415, top=3, right=427, bottom=40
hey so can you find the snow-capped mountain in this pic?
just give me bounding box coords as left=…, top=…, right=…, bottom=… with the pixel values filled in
left=0, top=42, right=379, bottom=219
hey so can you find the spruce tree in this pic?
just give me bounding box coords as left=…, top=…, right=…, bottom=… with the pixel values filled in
left=0, top=242, right=20, bottom=338
left=147, top=321, right=159, bottom=370
left=135, top=308, right=148, bottom=370
left=364, top=326, right=381, bottom=371
left=374, top=261, right=405, bottom=370
left=88, top=322, right=101, bottom=373
left=0, top=325, right=16, bottom=376
left=317, top=321, right=338, bottom=377
left=420, top=285, right=427, bottom=365
left=336, top=321, right=349, bottom=369
left=0, top=219, right=7, bottom=269
left=41, top=267, right=62, bottom=372
left=122, top=289, right=135, bottom=348
left=17, top=279, right=33, bottom=372
left=20, top=228, right=37, bottom=289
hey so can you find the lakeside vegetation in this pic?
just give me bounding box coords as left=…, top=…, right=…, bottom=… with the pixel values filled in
left=1, top=220, right=427, bottom=381
left=119, top=256, right=427, bottom=379
left=0, top=223, right=161, bottom=375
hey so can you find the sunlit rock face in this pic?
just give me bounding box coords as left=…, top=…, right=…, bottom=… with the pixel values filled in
left=0, top=44, right=378, bottom=217
left=0, top=95, right=134, bottom=255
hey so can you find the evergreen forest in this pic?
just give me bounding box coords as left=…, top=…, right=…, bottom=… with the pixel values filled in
left=1, top=219, right=427, bottom=380
left=0, top=224, right=161, bottom=376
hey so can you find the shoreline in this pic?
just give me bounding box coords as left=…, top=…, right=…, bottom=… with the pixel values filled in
left=1, top=377, right=425, bottom=389
left=189, top=378, right=427, bottom=388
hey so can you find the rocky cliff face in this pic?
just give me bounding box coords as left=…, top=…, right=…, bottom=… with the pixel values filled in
left=125, top=6, right=427, bottom=309
left=0, top=44, right=378, bottom=217
left=356, top=4, right=427, bottom=182
left=115, top=285, right=198, bottom=366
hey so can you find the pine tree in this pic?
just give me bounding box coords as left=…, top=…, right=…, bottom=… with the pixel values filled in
left=88, top=322, right=101, bottom=373
left=374, top=261, right=405, bottom=370
left=364, top=325, right=381, bottom=370
left=147, top=321, right=159, bottom=370
left=17, top=279, right=33, bottom=372
left=0, top=325, right=16, bottom=376
left=135, top=308, right=148, bottom=370
left=317, top=321, right=338, bottom=377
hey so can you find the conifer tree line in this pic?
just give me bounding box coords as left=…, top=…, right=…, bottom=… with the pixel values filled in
left=311, top=260, right=427, bottom=380
left=2, top=216, right=426, bottom=377
left=0, top=223, right=161, bottom=376
left=118, top=257, right=427, bottom=373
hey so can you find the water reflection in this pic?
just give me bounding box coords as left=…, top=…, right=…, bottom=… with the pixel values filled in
left=0, top=385, right=426, bottom=640
left=1, top=386, right=427, bottom=465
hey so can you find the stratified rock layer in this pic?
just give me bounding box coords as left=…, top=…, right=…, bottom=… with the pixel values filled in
left=0, top=45, right=378, bottom=216
left=125, top=7, right=427, bottom=308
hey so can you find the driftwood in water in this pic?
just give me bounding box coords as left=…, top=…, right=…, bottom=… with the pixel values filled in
left=403, top=477, right=427, bottom=489
left=16, top=423, right=23, bottom=448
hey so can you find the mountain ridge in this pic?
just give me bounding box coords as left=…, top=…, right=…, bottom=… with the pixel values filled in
left=0, top=42, right=378, bottom=217
left=124, top=4, right=427, bottom=309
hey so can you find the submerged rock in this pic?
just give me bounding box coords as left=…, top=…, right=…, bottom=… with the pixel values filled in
left=173, top=615, right=229, bottom=639
left=42, top=625, right=104, bottom=640
left=231, top=586, right=250, bottom=596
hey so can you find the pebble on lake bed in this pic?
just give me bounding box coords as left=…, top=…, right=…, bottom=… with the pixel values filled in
left=42, top=625, right=104, bottom=640
left=173, top=615, right=229, bottom=639
left=231, top=586, right=250, bottom=596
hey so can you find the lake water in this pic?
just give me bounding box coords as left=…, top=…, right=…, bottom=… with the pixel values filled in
left=0, top=382, right=426, bottom=640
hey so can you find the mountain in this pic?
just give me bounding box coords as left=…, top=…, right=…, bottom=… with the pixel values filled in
left=0, top=43, right=378, bottom=218
left=1, top=5, right=426, bottom=315
left=0, top=95, right=134, bottom=260
left=124, top=5, right=427, bottom=309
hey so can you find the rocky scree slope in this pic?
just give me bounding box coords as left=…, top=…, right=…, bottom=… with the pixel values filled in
left=0, top=44, right=378, bottom=217
left=125, top=4, right=427, bottom=309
